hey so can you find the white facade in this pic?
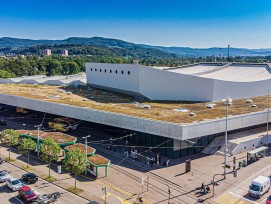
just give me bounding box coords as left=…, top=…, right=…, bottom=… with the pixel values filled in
left=86, top=62, right=271, bottom=102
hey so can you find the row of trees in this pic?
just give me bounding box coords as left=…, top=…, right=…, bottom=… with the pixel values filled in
left=0, top=129, right=86, bottom=189
left=2, top=54, right=271, bottom=78
left=0, top=56, right=85, bottom=78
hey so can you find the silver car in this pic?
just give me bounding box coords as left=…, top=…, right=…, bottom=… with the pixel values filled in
left=0, top=170, right=12, bottom=182
left=6, top=177, right=23, bottom=191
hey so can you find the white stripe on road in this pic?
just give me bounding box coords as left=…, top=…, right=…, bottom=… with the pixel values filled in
left=115, top=195, right=125, bottom=204
left=228, top=191, right=259, bottom=204
left=9, top=192, right=24, bottom=204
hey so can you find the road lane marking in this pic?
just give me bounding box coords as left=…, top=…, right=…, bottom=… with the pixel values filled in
left=228, top=191, right=258, bottom=204
left=230, top=198, right=239, bottom=204
left=10, top=192, right=24, bottom=204
left=217, top=194, right=230, bottom=203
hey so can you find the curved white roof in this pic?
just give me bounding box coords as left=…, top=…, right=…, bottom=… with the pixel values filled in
left=166, top=63, right=271, bottom=82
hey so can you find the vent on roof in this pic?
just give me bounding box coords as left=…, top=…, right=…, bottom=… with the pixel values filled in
left=82, top=98, right=88, bottom=101
left=206, top=104, right=214, bottom=109
left=137, top=104, right=151, bottom=109
left=245, top=99, right=253, bottom=103
left=189, top=112, right=196, bottom=116
left=174, top=108, right=189, bottom=113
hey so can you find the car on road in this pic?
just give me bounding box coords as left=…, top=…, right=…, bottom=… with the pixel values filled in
left=18, top=186, right=37, bottom=203
left=0, top=119, right=7, bottom=126
left=0, top=158, right=3, bottom=164
left=6, top=177, right=24, bottom=191
left=21, top=173, right=38, bottom=184
left=0, top=170, right=12, bottom=182
left=249, top=176, right=270, bottom=198
left=266, top=195, right=271, bottom=204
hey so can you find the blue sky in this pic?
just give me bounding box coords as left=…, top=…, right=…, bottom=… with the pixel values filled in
left=1, top=0, right=271, bottom=48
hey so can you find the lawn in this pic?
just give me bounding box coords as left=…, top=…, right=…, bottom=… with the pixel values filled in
left=0, top=84, right=268, bottom=124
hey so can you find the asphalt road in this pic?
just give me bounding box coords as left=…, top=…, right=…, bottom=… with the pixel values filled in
left=214, top=162, right=271, bottom=204
left=0, top=161, right=90, bottom=204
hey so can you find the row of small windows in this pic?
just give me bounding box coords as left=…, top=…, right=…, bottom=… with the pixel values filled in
left=90, top=68, right=130, bottom=75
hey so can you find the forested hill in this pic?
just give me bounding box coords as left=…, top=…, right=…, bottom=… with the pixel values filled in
left=2, top=37, right=271, bottom=57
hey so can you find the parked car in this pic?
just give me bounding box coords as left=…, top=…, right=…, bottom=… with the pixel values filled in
left=18, top=186, right=37, bottom=203
left=266, top=195, right=271, bottom=204
left=6, top=177, right=24, bottom=191
left=21, top=173, right=38, bottom=184
left=0, top=158, right=3, bottom=165
left=0, top=170, right=12, bottom=182
left=249, top=176, right=270, bottom=198
left=0, top=119, right=6, bottom=126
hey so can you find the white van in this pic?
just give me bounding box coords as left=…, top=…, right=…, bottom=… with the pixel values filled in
left=249, top=176, right=270, bottom=198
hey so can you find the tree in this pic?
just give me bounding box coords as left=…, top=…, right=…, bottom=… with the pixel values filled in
left=18, top=138, right=37, bottom=168
left=0, top=129, right=19, bottom=160
left=63, top=148, right=87, bottom=189
left=40, top=138, right=61, bottom=177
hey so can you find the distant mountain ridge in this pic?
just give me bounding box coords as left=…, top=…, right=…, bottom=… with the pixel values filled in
left=1, top=36, right=271, bottom=57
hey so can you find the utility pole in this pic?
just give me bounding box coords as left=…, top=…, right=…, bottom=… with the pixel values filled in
left=102, top=187, right=107, bottom=204
left=147, top=175, right=149, bottom=191
left=141, top=178, right=144, bottom=195
left=34, top=113, right=46, bottom=157
left=167, top=185, right=171, bottom=204
left=222, top=98, right=232, bottom=179
left=227, top=44, right=230, bottom=61
left=267, top=90, right=270, bottom=137
left=82, top=135, right=91, bottom=175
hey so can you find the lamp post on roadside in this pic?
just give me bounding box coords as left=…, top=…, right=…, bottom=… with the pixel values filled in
left=34, top=113, right=46, bottom=158
left=267, top=90, right=270, bottom=137
left=167, top=185, right=171, bottom=204
left=34, top=124, right=42, bottom=157
left=222, top=98, right=232, bottom=179
left=82, top=135, right=91, bottom=175
left=102, top=187, right=107, bottom=204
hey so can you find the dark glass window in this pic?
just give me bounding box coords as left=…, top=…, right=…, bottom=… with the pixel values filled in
left=104, top=69, right=106, bottom=73
left=115, top=70, right=118, bottom=74
left=110, top=70, right=112, bottom=73
left=128, top=71, right=130, bottom=75
left=121, top=70, right=124, bottom=74
left=95, top=69, right=97, bottom=72
left=100, top=69, right=102, bottom=72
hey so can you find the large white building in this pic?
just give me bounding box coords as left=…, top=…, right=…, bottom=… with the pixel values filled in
left=86, top=62, right=271, bottom=101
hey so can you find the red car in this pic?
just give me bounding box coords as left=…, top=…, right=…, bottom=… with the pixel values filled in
left=266, top=195, right=271, bottom=204
left=18, top=186, right=37, bottom=203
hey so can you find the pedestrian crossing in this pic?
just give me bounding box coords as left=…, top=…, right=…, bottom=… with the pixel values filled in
left=214, top=192, right=250, bottom=204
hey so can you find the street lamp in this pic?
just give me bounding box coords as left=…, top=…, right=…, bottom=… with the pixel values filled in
left=34, top=124, right=42, bottom=157
left=82, top=135, right=91, bottom=175
left=167, top=185, right=171, bottom=204
left=222, top=97, right=232, bottom=179
left=34, top=113, right=46, bottom=158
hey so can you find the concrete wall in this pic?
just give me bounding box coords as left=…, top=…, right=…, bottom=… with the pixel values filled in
left=139, top=67, right=214, bottom=101
left=86, top=63, right=140, bottom=94
left=213, top=79, right=271, bottom=101
left=0, top=94, right=183, bottom=140
left=231, top=135, right=271, bottom=155
left=0, top=94, right=270, bottom=142
left=182, top=111, right=271, bottom=140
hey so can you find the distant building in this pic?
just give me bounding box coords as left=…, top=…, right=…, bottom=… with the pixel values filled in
left=44, top=49, right=51, bottom=56
left=62, top=49, right=68, bottom=56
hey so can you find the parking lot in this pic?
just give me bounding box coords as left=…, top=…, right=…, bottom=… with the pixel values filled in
left=0, top=161, right=90, bottom=204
